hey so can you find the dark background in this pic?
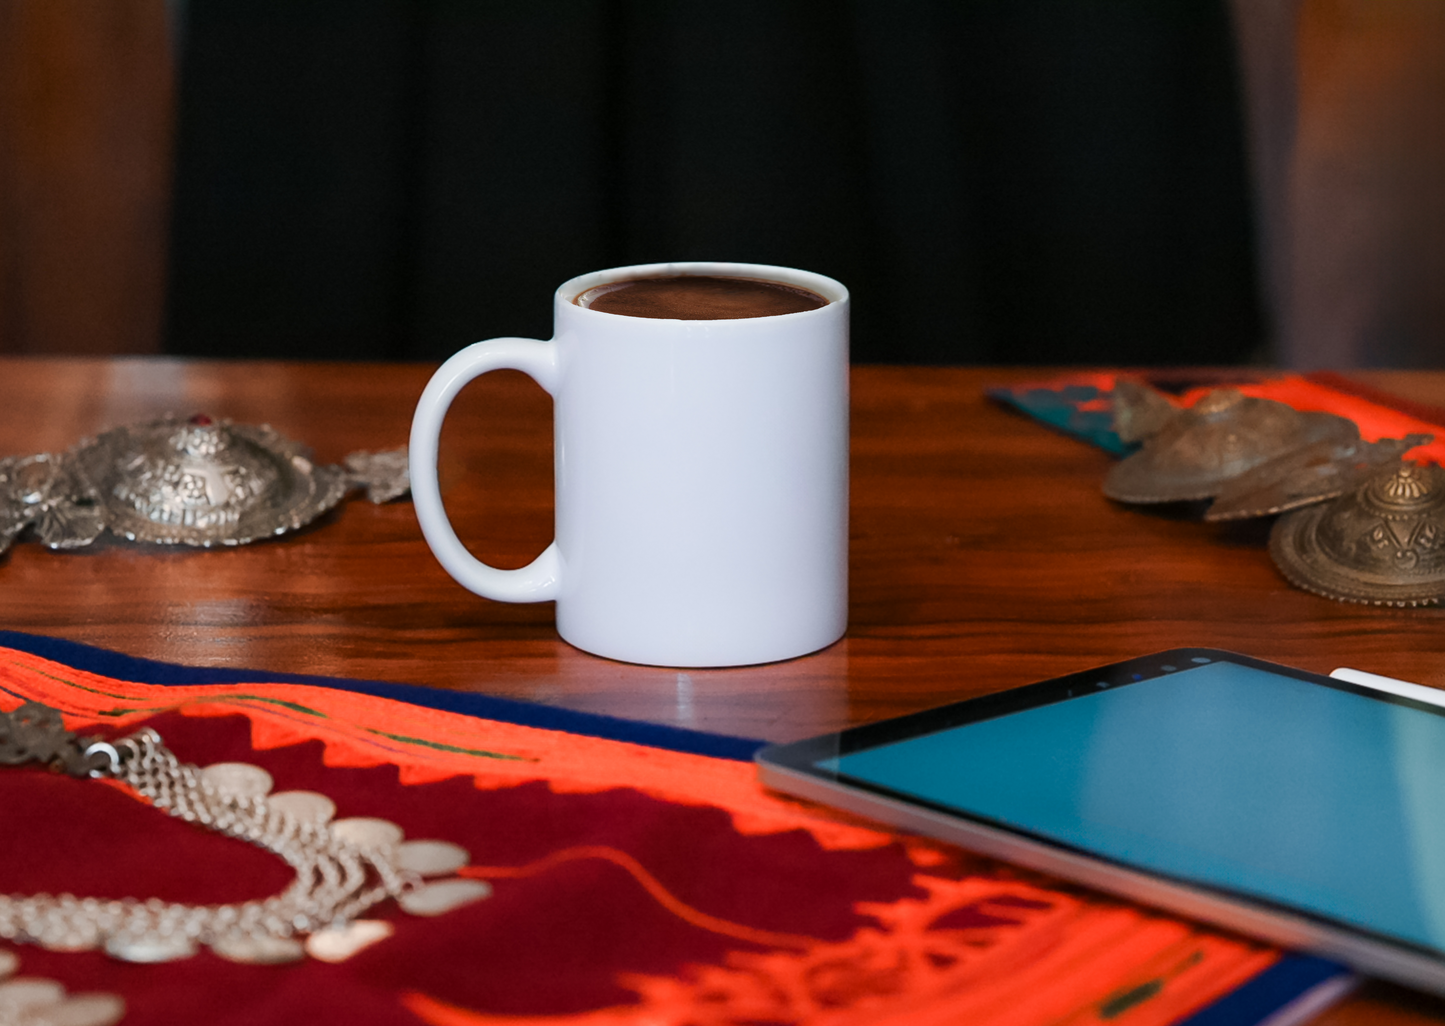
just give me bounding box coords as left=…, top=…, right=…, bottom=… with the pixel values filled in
left=164, top=0, right=1263, bottom=365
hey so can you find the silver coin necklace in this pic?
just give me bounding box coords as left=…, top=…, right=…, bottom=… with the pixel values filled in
left=0, top=702, right=489, bottom=969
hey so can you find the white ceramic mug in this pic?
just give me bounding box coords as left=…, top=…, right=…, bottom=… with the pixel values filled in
left=409, top=261, right=849, bottom=667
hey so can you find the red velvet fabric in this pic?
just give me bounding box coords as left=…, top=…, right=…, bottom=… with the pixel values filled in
left=7, top=711, right=919, bottom=1023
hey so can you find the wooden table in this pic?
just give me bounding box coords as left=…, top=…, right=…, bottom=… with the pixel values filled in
left=4, top=357, right=1445, bottom=1024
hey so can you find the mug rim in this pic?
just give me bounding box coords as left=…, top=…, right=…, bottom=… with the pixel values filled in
left=555, top=261, right=849, bottom=320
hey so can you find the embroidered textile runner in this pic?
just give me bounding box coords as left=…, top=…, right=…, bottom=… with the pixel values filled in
left=990, top=371, right=1445, bottom=462
left=0, top=636, right=1344, bottom=1025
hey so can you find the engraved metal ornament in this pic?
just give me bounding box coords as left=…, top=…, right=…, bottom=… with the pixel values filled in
left=344, top=448, right=411, bottom=504
left=1103, top=389, right=1360, bottom=504
left=1205, top=433, right=1432, bottom=522
left=70, top=417, right=350, bottom=547
left=0, top=416, right=409, bottom=553
left=0, top=454, right=104, bottom=557
left=1110, top=379, right=1180, bottom=445
left=0, top=702, right=108, bottom=777
left=1270, top=461, right=1445, bottom=606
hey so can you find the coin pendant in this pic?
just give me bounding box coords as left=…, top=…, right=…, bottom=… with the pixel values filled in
left=395, top=839, right=470, bottom=877
left=0, top=950, right=17, bottom=978
left=0, top=978, right=66, bottom=1012
left=266, top=790, right=337, bottom=825
left=331, top=817, right=404, bottom=849
left=304, top=920, right=394, bottom=963
left=209, top=933, right=306, bottom=965
left=104, top=933, right=197, bottom=963
left=200, top=762, right=274, bottom=799
left=398, top=879, right=492, bottom=917
left=28, top=993, right=126, bottom=1026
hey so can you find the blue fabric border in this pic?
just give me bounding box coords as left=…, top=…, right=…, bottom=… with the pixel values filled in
left=0, top=630, right=765, bottom=762
left=1177, top=954, right=1352, bottom=1026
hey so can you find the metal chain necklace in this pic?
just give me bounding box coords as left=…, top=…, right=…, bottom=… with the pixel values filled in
left=0, top=703, right=487, bottom=967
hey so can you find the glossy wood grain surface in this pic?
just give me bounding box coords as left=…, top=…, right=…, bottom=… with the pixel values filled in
left=3, top=358, right=1445, bottom=1023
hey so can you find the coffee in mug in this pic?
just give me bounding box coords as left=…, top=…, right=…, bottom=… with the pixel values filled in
left=410, top=261, right=848, bottom=668
left=575, top=275, right=828, bottom=319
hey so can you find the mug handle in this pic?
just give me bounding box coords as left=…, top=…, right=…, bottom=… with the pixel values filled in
left=409, top=338, right=560, bottom=602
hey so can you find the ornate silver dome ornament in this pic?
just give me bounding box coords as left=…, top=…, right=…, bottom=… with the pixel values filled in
left=1270, top=461, right=1445, bottom=607
left=1103, top=388, right=1360, bottom=504
left=0, top=453, right=105, bottom=553
left=71, top=416, right=352, bottom=547
left=1204, top=433, right=1433, bottom=522
left=0, top=415, right=409, bottom=556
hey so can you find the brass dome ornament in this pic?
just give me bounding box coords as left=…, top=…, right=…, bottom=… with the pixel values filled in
left=1269, top=461, right=1445, bottom=607
left=0, top=416, right=409, bottom=556
left=1110, top=379, right=1180, bottom=444
left=1086, top=379, right=1445, bottom=607
left=1103, top=389, right=1359, bottom=504
left=1204, top=433, right=1432, bottom=522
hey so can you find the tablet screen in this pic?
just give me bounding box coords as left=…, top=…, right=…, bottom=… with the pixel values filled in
left=821, top=658, right=1445, bottom=954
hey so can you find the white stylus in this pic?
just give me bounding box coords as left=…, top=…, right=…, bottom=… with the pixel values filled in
left=1330, top=667, right=1445, bottom=709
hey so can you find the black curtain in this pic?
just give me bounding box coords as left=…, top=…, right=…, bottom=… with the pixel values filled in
left=166, top=0, right=1262, bottom=364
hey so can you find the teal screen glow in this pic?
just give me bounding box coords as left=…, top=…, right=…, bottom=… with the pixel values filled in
left=824, top=661, right=1445, bottom=951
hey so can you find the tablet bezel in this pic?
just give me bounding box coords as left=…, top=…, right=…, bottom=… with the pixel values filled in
left=755, top=648, right=1445, bottom=995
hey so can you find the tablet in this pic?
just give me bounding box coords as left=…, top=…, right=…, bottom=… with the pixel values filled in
left=756, top=649, right=1445, bottom=994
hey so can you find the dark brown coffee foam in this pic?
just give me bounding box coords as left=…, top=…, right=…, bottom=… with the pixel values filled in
left=576, top=275, right=828, bottom=320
